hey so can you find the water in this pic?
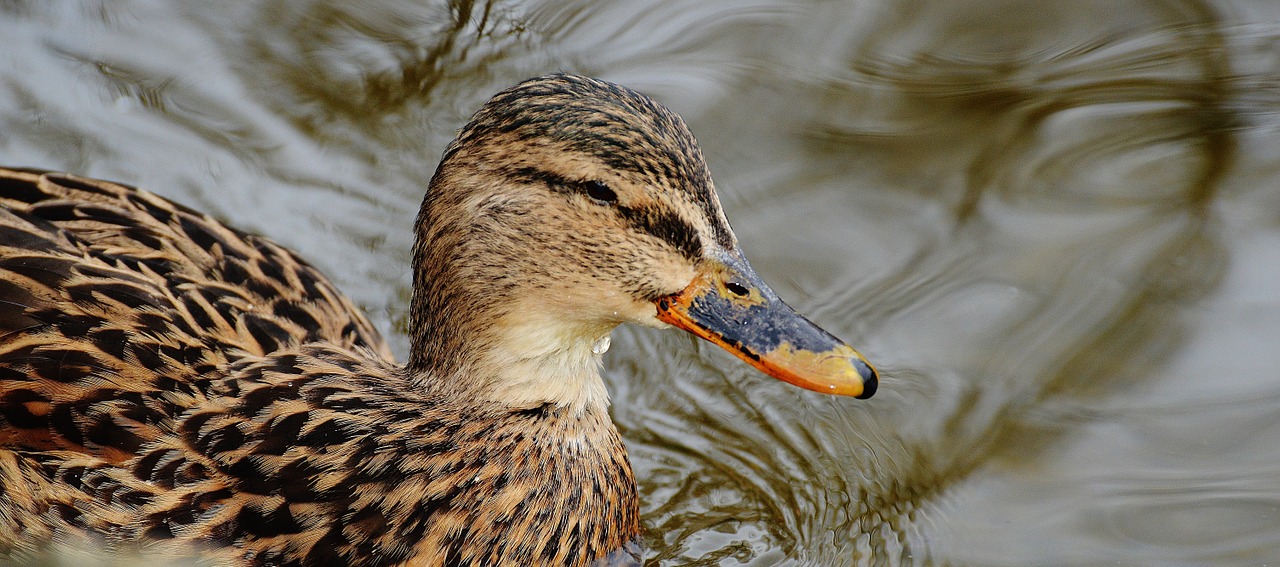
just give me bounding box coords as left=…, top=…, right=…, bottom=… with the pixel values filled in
left=4, top=0, right=1280, bottom=564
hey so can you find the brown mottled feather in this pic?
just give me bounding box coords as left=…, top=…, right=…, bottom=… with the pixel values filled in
left=0, top=74, right=742, bottom=565
left=0, top=167, right=643, bottom=566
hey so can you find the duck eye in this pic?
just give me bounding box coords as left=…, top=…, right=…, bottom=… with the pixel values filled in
left=584, top=180, right=617, bottom=205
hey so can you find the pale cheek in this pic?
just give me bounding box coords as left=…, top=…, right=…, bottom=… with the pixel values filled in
left=619, top=299, right=668, bottom=328
left=588, top=291, right=657, bottom=327
left=631, top=313, right=670, bottom=329
left=658, top=256, right=700, bottom=292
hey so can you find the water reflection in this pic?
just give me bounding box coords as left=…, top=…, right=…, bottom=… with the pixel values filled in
left=4, top=0, right=1280, bottom=564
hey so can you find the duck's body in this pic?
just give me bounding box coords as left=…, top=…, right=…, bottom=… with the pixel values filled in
left=0, top=75, right=874, bottom=565
left=0, top=167, right=637, bottom=565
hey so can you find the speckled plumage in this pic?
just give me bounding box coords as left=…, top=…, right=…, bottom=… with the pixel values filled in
left=0, top=74, right=872, bottom=566
left=0, top=164, right=642, bottom=565
left=0, top=74, right=723, bottom=566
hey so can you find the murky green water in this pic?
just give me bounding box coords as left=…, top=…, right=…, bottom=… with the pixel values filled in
left=5, top=1, right=1280, bottom=564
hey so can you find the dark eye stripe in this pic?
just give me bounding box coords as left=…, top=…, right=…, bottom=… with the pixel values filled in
left=615, top=205, right=702, bottom=261
left=504, top=167, right=607, bottom=201
left=501, top=166, right=703, bottom=260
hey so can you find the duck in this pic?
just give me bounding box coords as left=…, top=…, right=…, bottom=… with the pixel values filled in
left=0, top=74, right=877, bottom=566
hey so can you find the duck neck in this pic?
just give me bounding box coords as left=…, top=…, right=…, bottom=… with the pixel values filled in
left=406, top=175, right=613, bottom=414
left=408, top=284, right=614, bottom=414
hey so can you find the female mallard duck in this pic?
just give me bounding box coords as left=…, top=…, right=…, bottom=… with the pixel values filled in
left=0, top=74, right=876, bottom=566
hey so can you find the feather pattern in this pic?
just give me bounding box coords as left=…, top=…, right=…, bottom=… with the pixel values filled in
left=0, top=165, right=641, bottom=566
left=0, top=74, right=775, bottom=565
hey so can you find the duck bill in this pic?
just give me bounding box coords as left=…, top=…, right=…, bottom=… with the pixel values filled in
left=655, top=252, right=877, bottom=399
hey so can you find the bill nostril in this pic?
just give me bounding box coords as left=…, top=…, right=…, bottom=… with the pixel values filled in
left=725, top=281, right=749, bottom=297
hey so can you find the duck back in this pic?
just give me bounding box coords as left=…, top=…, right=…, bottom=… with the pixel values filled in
left=0, top=167, right=641, bottom=566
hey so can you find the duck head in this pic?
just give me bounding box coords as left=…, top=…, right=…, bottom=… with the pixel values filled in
left=408, top=74, right=876, bottom=411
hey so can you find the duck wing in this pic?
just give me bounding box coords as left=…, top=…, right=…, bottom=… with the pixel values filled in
left=0, top=167, right=393, bottom=461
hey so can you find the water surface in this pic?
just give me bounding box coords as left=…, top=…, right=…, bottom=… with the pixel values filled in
left=3, top=0, right=1280, bottom=564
